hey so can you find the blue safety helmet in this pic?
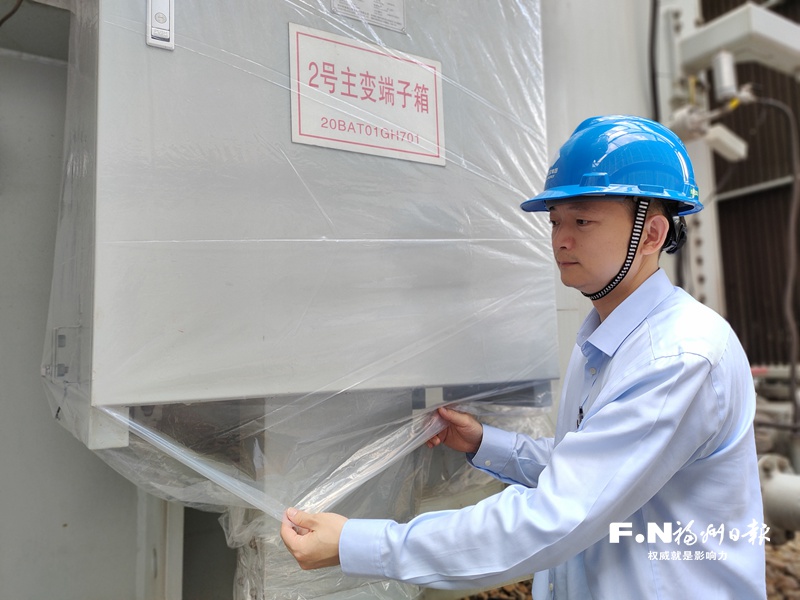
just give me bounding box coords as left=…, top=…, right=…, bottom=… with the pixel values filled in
left=521, top=115, right=702, bottom=215
left=525, top=115, right=702, bottom=301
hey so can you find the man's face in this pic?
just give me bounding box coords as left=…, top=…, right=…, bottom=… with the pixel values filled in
left=547, top=198, right=634, bottom=295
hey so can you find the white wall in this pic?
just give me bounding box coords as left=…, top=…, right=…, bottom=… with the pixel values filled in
left=0, top=51, right=140, bottom=600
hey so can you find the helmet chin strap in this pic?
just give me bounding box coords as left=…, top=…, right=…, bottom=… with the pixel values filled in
left=583, top=197, right=650, bottom=301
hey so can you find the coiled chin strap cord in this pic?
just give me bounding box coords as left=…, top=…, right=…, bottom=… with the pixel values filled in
left=583, top=197, right=651, bottom=301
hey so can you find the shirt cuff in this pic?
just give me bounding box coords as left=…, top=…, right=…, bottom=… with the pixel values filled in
left=469, top=425, right=516, bottom=474
left=339, top=517, right=394, bottom=579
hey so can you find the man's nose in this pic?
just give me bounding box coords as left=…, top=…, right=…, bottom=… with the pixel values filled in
left=552, top=227, right=573, bottom=250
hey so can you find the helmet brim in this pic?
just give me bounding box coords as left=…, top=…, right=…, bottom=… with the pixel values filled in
left=521, top=186, right=703, bottom=216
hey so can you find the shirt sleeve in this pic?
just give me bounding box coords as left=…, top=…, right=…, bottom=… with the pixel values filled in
left=469, top=425, right=554, bottom=488
left=339, top=351, right=723, bottom=590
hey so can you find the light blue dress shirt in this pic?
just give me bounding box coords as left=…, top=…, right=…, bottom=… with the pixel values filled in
left=340, top=270, right=766, bottom=599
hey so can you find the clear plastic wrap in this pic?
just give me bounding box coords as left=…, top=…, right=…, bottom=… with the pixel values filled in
left=40, top=1, right=553, bottom=597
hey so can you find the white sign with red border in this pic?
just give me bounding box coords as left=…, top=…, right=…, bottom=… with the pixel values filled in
left=289, top=23, right=445, bottom=166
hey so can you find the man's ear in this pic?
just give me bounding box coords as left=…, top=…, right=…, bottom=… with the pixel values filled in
left=641, top=214, right=670, bottom=256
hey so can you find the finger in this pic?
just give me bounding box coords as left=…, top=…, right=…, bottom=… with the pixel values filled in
left=439, top=406, right=470, bottom=425
left=280, top=513, right=301, bottom=549
left=285, top=507, right=310, bottom=535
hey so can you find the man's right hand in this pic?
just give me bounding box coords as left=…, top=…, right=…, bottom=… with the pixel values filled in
left=426, top=406, right=483, bottom=454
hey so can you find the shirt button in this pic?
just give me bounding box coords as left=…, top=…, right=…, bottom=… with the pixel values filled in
left=484, top=460, right=492, bottom=467
left=589, top=367, right=597, bottom=376
left=549, top=583, right=554, bottom=591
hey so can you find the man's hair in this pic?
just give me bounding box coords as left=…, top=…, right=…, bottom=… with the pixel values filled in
left=623, top=196, right=671, bottom=219
left=623, top=196, right=681, bottom=254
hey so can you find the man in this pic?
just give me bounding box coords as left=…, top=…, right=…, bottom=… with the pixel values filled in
left=281, top=115, right=767, bottom=599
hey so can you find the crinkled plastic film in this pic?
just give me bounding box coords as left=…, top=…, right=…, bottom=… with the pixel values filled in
left=40, top=1, right=554, bottom=598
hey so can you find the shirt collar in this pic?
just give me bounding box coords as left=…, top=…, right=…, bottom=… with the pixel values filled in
left=576, top=269, right=676, bottom=358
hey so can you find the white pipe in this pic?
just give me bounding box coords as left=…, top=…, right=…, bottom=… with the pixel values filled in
left=759, top=454, right=800, bottom=545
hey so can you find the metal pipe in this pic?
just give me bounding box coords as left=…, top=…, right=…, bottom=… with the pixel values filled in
left=755, top=420, right=800, bottom=432
left=715, top=176, right=794, bottom=202
left=650, top=0, right=660, bottom=122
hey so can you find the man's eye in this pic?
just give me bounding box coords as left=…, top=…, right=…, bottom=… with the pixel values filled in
left=576, top=219, right=590, bottom=225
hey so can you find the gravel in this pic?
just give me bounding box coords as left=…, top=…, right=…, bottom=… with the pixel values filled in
left=767, top=536, right=800, bottom=599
